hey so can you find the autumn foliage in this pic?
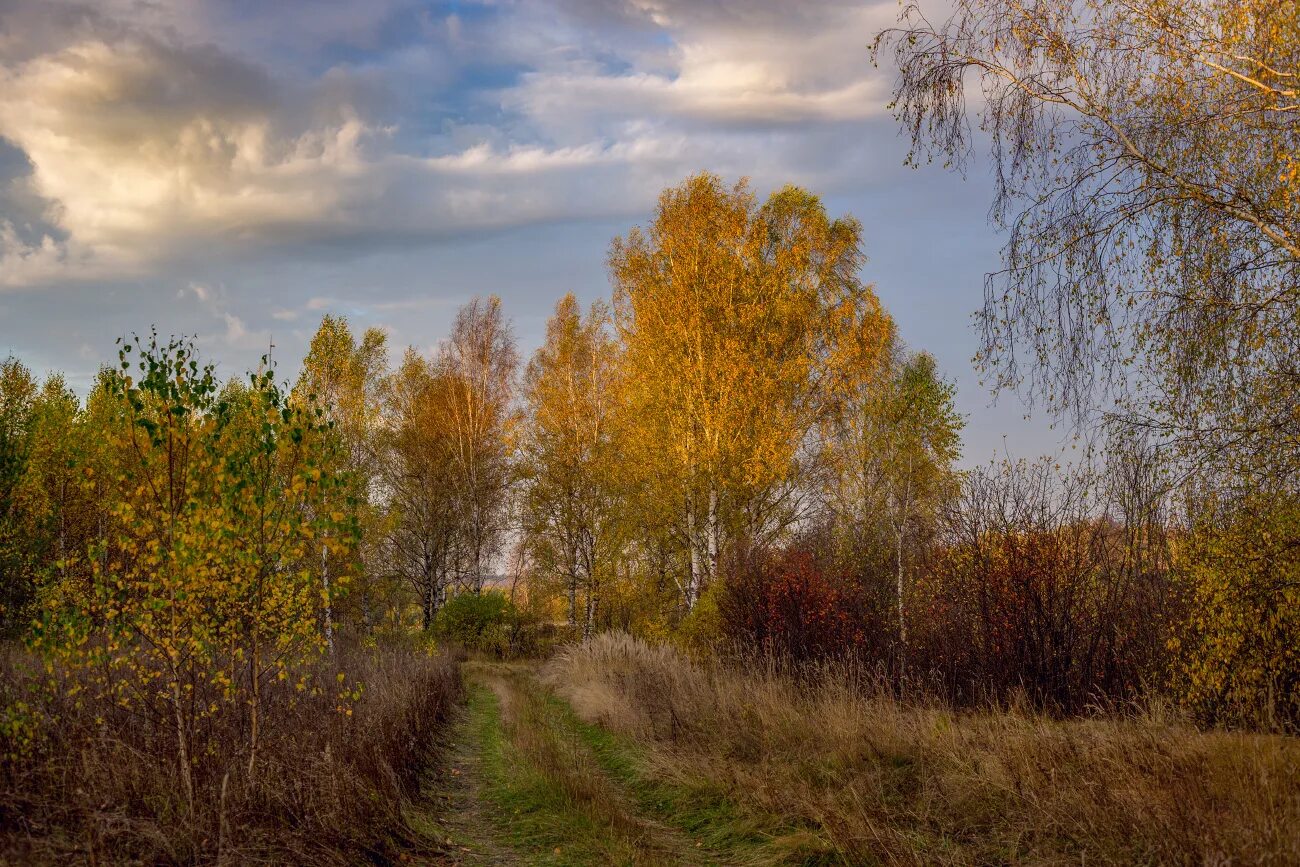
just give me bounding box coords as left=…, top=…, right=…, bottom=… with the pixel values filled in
left=1, top=155, right=1299, bottom=862
left=719, top=543, right=881, bottom=664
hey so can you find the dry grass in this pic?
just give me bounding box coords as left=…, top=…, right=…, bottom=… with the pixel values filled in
left=0, top=641, right=462, bottom=865
left=547, top=633, right=1300, bottom=865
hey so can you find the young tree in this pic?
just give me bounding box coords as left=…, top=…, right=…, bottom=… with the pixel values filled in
left=33, top=335, right=351, bottom=802
left=0, top=358, right=37, bottom=634
left=817, top=344, right=963, bottom=648
left=297, top=316, right=389, bottom=644
left=881, top=353, right=963, bottom=646
left=438, top=296, right=519, bottom=594
left=610, top=174, right=884, bottom=611
left=519, top=295, right=623, bottom=637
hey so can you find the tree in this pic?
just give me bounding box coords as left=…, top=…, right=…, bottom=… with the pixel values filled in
left=881, top=352, right=963, bottom=646
left=32, top=334, right=351, bottom=801
left=873, top=0, right=1300, bottom=485
left=816, top=340, right=963, bottom=648
left=1172, top=492, right=1300, bottom=729
left=297, top=315, right=389, bottom=643
left=519, top=295, right=623, bottom=638
left=382, top=350, right=466, bottom=630
left=438, top=296, right=519, bottom=594
left=610, top=174, right=885, bottom=611
left=0, top=358, right=37, bottom=634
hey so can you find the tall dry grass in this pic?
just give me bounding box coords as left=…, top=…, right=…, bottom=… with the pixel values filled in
left=548, top=633, right=1300, bottom=865
left=0, top=641, right=461, bottom=865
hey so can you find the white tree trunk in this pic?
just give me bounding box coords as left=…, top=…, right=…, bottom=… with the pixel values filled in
left=322, top=542, right=334, bottom=654
left=706, top=485, right=719, bottom=586
left=685, top=493, right=701, bottom=610
left=896, top=527, right=906, bottom=648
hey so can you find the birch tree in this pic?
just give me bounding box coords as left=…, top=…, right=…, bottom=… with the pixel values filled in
left=0, top=359, right=37, bottom=635
left=382, top=351, right=466, bottom=630
left=33, top=335, right=349, bottom=799
left=873, top=0, right=1300, bottom=486
left=881, top=352, right=963, bottom=647
left=520, top=294, right=623, bottom=637
left=297, top=315, right=389, bottom=644
left=438, top=296, right=518, bottom=594
left=610, top=174, right=882, bottom=610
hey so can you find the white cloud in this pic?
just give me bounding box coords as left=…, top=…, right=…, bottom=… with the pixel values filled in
left=0, top=0, right=901, bottom=288
left=508, top=1, right=893, bottom=132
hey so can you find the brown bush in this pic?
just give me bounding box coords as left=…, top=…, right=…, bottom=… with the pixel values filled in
left=0, top=641, right=461, bottom=865
left=909, top=459, right=1177, bottom=713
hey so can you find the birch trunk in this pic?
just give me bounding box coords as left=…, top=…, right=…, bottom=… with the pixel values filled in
left=322, top=542, right=334, bottom=654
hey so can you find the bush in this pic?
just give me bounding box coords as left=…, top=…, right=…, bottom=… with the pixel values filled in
left=718, top=543, right=885, bottom=664
left=1173, top=494, right=1300, bottom=730
left=911, top=522, right=1172, bottom=712
left=0, top=642, right=461, bottom=864
left=435, top=590, right=516, bottom=654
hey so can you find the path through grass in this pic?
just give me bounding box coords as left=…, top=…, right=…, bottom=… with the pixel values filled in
left=423, top=660, right=780, bottom=866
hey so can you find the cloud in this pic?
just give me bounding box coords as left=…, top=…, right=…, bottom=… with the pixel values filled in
left=183, top=281, right=270, bottom=351
left=0, top=0, right=901, bottom=289
left=508, top=0, right=894, bottom=131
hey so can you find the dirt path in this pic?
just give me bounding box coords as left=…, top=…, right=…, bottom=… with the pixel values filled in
left=411, top=677, right=524, bottom=865
left=420, top=659, right=739, bottom=866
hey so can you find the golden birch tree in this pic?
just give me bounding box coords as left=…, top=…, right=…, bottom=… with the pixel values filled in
left=610, top=173, right=886, bottom=611
left=381, top=350, right=466, bottom=630
left=519, top=294, right=623, bottom=637
left=437, top=296, right=519, bottom=594
left=297, top=315, right=389, bottom=642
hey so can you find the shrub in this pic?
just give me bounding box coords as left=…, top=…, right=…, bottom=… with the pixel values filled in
left=1172, top=494, right=1300, bottom=730
left=435, top=590, right=516, bottom=654
left=718, top=543, right=883, bottom=664
left=0, top=642, right=460, bottom=864
left=911, top=460, right=1176, bottom=712
left=911, top=522, right=1172, bottom=712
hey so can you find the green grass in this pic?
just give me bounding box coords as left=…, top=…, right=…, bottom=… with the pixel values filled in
left=467, top=677, right=650, bottom=865
left=453, top=664, right=850, bottom=865
left=534, top=688, right=840, bottom=865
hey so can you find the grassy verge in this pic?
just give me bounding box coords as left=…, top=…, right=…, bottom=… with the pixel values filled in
left=547, top=633, right=1300, bottom=865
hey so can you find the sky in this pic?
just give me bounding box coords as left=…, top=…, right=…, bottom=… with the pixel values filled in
left=0, top=0, right=1071, bottom=465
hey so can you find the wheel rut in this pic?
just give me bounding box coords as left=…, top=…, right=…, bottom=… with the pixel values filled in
left=421, top=659, right=740, bottom=866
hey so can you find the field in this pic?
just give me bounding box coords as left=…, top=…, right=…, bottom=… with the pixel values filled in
left=4, top=634, right=1300, bottom=864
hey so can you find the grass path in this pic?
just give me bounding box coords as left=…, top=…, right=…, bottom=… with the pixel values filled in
left=408, top=672, right=525, bottom=865
left=420, top=659, right=764, bottom=866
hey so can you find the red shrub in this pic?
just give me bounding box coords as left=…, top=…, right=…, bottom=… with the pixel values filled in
left=720, top=544, right=879, bottom=663
left=912, top=521, right=1173, bottom=711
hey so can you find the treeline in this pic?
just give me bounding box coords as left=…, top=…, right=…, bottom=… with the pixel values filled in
left=0, top=176, right=957, bottom=657
left=2, top=173, right=1296, bottom=733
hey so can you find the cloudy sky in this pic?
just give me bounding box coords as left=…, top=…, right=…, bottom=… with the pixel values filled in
left=0, top=0, right=1066, bottom=463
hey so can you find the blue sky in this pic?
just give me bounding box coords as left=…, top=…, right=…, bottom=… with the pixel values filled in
left=0, top=0, right=1071, bottom=464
